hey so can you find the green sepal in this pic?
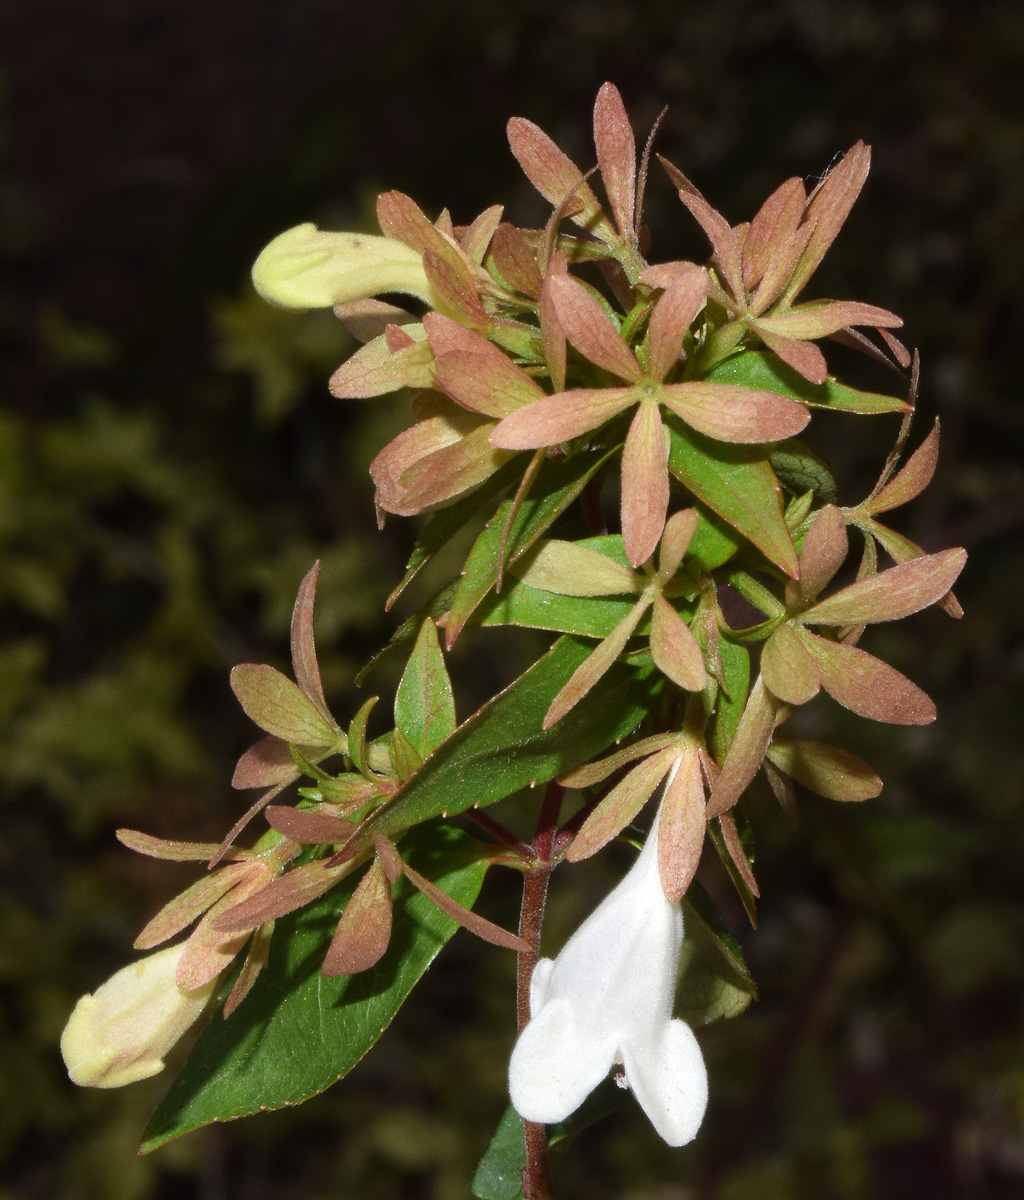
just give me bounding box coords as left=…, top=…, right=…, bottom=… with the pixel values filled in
left=394, top=617, right=457, bottom=758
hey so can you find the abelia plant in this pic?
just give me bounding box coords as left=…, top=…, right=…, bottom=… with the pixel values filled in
left=61, top=83, right=966, bottom=1198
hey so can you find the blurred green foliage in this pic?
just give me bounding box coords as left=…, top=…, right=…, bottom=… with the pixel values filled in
left=1, top=0, right=1023, bottom=1196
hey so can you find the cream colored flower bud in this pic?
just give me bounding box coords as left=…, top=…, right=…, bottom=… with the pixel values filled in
left=252, top=223, right=437, bottom=311
left=60, top=943, right=217, bottom=1089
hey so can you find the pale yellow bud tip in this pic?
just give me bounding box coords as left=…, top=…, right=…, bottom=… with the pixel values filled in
left=60, top=943, right=217, bottom=1089
left=252, top=223, right=437, bottom=311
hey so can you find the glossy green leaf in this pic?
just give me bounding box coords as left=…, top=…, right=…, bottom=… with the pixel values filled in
left=394, top=618, right=457, bottom=757
left=665, top=418, right=798, bottom=577
left=709, top=635, right=751, bottom=763
left=472, top=1080, right=630, bottom=1200
left=477, top=583, right=647, bottom=637
left=770, top=439, right=839, bottom=505
left=369, top=635, right=661, bottom=837
left=386, top=460, right=521, bottom=609
left=140, top=825, right=486, bottom=1152
left=706, top=349, right=909, bottom=415
left=677, top=882, right=758, bottom=1025
left=444, top=448, right=615, bottom=644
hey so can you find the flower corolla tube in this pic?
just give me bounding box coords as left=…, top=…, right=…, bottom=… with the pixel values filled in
left=252, top=222, right=437, bottom=311
left=60, top=942, right=217, bottom=1089
left=508, top=825, right=708, bottom=1146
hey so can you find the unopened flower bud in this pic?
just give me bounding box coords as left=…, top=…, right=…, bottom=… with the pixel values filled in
left=252, top=223, right=437, bottom=311
left=60, top=942, right=216, bottom=1089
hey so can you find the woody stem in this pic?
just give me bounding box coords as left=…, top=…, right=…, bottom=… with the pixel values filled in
left=517, top=782, right=562, bottom=1200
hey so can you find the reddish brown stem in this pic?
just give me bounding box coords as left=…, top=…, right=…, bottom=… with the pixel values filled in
left=517, top=783, right=562, bottom=1200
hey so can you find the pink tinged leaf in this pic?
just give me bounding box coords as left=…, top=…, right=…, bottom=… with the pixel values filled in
left=800, top=547, right=966, bottom=625
left=322, top=858, right=394, bottom=976
left=177, top=867, right=275, bottom=990
left=435, top=208, right=455, bottom=237
left=751, top=325, right=828, bottom=385
left=658, top=155, right=745, bottom=303
left=490, top=222, right=543, bottom=298
left=291, top=561, right=330, bottom=718
left=512, top=538, right=645, bottom=596
left=434, top=349, right=546, bottom=419
left=116, top=829, right=250, bottom=862
left=748, top=220, right=815, bottom=314
left=506, top=117, right=615, bottom=240
left=650, top=594, right=708, bottom=691
left=370, top=415, right=465, bottom=516
left=544, top=595, right=652, bottom=729
left=706, top=676, right=780, bottom=818
left=658, top=745, right=707, bottom=901
left=547, top=274, right=642, bottom=381
left=785, top=141, right=872, bottom=302
left=422, top=310, right=487, bottom=356
left=660, top=382, right=810, bottom=444
left=878, top=327, right=912, bottom=368
left=397, top=421, right=512, bottom=513
left=646, top=269, right=708, bottom=381
left=333, top=298, right=418, bottom=344
left=401, top=860, right=530, bottom=952
left=373, top=836, right=405, bottom=885
left=222, top=921, right=274, bottom=1018
left=741, top=177, right=807, bottom=290
left=539, top=252, right=568, bottom=391
left=593, top=82, right=637, bottom=238
left=754, top=301, right=902, bottom=340
left=718, top=810, right=760, bottom=899
left=639, top=260, right=706, bottom=290
left=263, top=806, right=358, bottom=844
left=867, top=419, right=940, bottom=514
left=763, top=758, right=798, bottom=823
left=558, top=732, right=682, bottom=788
left=766, top=739, right=882, bottom=802
left=212, top=859, right=354, bottom=933
left=230, top=663, right=338, bottom=746
left=489, top=386, right=636, bottom=449
left=235, top=734, right=303, bottom=792
left=863, top=519, right=963, bottom=619
left=134, top=863, right=251, bottom=950
left=328, top=332, right=434, bottom=399
left=385, top=323, right=416, bottom=352
left=423, top=247, right=490, bottom=330
left=657, top=507, right=699, bottom=582
left=621, top=403, right=670, bottom=567
left=798, top=504, right=849, bottom=603
left=460, top=204, right=504, bottom=264
left=798, top=629, right=936, bottom=725
left=760, top=623, right=821, bottom=705
left=376, top=190, right=440, bottom=255
left=565, top=746, right=679, bottom=861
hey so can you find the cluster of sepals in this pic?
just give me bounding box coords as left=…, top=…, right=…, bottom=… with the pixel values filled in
left=115, top=84, right=964, bottom=1103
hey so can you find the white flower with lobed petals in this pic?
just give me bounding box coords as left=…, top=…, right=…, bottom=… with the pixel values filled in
left=508, top=825, right=708, bottom=1146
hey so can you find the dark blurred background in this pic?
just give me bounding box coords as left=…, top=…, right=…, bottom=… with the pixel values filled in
left=1, top=1, right=1023, bottom=1197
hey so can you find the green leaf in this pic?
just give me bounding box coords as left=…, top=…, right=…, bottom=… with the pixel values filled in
left=472, top=1106, right=526, bottom=1200
left=394, top=618, right=457, bottom=757
left=369, top=635, right=661, bottom=836
left=706, top=350, right=909, bottom=415
left=677, top=881, right=758, bottom=1026
left=386, top=461, right=521, bottom=609
left=770, top=439, right=839, bottom=505
left=477, top=583, right=645, bottom=637
left=665, top=418, right=798, bottom=578
left=472, top=1081, right=630, bottom=1200
left=445, top=447, right=616, bottom=644
left=709, top=635, right=750, bottom=762
left=687, top=506, right=742, bottom=572
left=140, top=824, right=486, bottom=1152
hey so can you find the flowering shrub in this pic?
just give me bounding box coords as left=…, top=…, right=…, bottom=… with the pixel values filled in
left=61, top=83, right=965, bottom=1198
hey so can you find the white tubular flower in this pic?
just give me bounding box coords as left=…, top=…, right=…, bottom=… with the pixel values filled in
left=252, top=222, right=437, bottom=310
left=508, top=826, right=708, bottom=1146
left=60, top=942, right=217, bottom=1089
